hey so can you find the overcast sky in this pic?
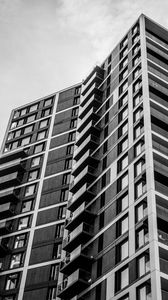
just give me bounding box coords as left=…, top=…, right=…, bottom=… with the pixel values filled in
left=0, top=0, right=168, bottom=146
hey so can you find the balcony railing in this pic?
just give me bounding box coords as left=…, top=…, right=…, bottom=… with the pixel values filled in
left=79, top=95, right=102, bottom=119
left=73, top=134, right=99, bottom=161
left=68, top=183, right=95, bottom=212
left=72, top=149, right=99, bottom=177
left=0, top=202, right=16, bottom=218
left=81, top=69, right=104, bottom=96
left=0, top=158, right=24, bottom=176
left=0, top=149, right=27, bottom=164
left=70, top=166, right=96, bottom=194
left=0, top=220, right=12, bottom=235
left=0, top=187, right=19, bottom=204
left=77, top=107, right=99, bottom=133
left=0, top=238, right=10, bottom=257
left=80, top=83, right=103, bottom=108
left=57, top=268, right=91, bottom=298
left=0, top=171, right=22, bottom=190
left=76, top=120, right=100, bottom=147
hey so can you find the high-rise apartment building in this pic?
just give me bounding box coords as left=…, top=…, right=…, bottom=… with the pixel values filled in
left=0, top=13, right=168, bottom=300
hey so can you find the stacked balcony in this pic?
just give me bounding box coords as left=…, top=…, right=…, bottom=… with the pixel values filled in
left=57, top=66, right=104, bottom=299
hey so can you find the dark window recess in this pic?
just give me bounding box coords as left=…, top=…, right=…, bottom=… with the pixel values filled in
left=102, top=157, right=107, bottom=171
left=70, top=119, right=77, bottom=128
left=106, top=100, right=110, bottom=110
left=104, top=126, right=108, bottom=138
left=103, top=141, right=108, bottom=154
left=101, top=174, right=106, bottom=188
left=60, top=189, right=69, bottom=202
left=99, top=212, right=104, bottom=230
left=66, top=145, right=74, bottom=155
left=68, top=132, right=76, bottom=142
left=107, top=75, right=111, bottom=86
left=98, top=235, right=104, bottom=252
left=97, top=257, right=102, bottom=278
left=108, top=54, right=112, bottom=64
left=105, top=113, right=109, bottom=124
left=106, top=86, right=110, bottom=98
left=100, top=193, right=105, bottom=208
left=96, top=283, right=102, bottom=300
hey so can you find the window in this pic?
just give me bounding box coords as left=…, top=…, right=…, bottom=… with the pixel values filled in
left=135, top=180, right=146, bottom=199
left=134, top=159, right=145, bottom=177
left=133, top=66, right=141, bottom=80
left=13, top=110, right=20, bottom=118
left=133, top=80, right=142, bottom=93
left=119, top=93, right=128, bottom=108
left=44, top=98, right=52, bottom=107
left=5, top=273, right=19, bottom=290
left=137, top=253, right=150, bottom=277
left=2, top=295, right=15, bottom=300
left=117, top=240, right=129, bottom=263
left=119, top=122, right=128, bottom=138
left=48, top=287, right=57, bottom=300
left=21, top=200, right=33, bottom=213
left=53, top=243, right=62, bottom=259
left=10, top=253, right=23, bottom=269
left=62, top=173, right=71, bottom=185
left=50, top=264, right=59, bottom=280
left=14, top=234, right=27, bottom=249
left=120, top=56, right=128, bottom=70
left=66, top=144, right=74, bottom=155
left=55, top=224, right=64, bottom=238
left=28, top=170, right=38, bottom=181
left=64, top=158, right=72, bottom=169
left=133, top=93, right=142, bottom=107
left=24, top=125, right=33, bottom=134
left=118, top=137, right=128, bottom=154
left=133, top=54, right=140, bottom=67
left=118, top=173, right=128, bottom=192
left=31, top=156, right=41, bottom=167
left=11, top=122, right=17, bottom=129
left=20, top=108, right=27, bottom=116
left=118, top=155, right=128, bottom=173
left=121, top=36, right=128, bottom=49
left=117, top=215, right=128, bottom=237
left=11, top=141, right=18, bottom=150
left=42, top=108, right=51, bottom=117
left=37, top=130, right=46, bottom=140
left=18, top=119, right=24, bottom=126
left=116, top=266, right=129, bottom=292
left=119, top=107, right=128, bottom=123
left=136, top=227, right=149, bottom=249
left=118, top=295, right=129, bottom=300
left=120, top=46, right=128, bottom=59
left=73, top=96, right=80, bottom=105
left=132, top=33, right=139, bottom=45
left=75, top=86, right=81, bottom=94
left=70, top=119, right=77, bottom=128
left=72, top=107, right=79, bottom=117
left=34, top=143, right=44, bottom=154
left=7, top=132, right=14, bottom=141
left=60, top=189, right=69, bottom=202
left=58, top=206, right=66, bottom=219
left=18, top=216, right=30, bottom=230
left=132, top=24, right=139, bottom=35
left=136, top=201, right=147, bottom=223
left=21, top=136, right=31, bottom=146
left=134, top=123, right=144, bottom=139
left=27, top=114, right=36, bottom=123
left=137, top=283, right=151, bottom=300
left=68, top=131, right=76, bottom=142
left=39, top=119, right=48, bottom=129
left=25, top=184, right=36, bottom=197
left=134, top=107, right=143, bottom=123
left=15, top=129, right=21, bottom=138
left=29, top=104, right=38, bottom=112
left=117, top=193, right=129, bottom=213
left=120, top=68, right=128, bottom=82
left=119, top=80, right=128, bottom=95
left=132, top=44, right=140, bottom=56
left=134, top=139, right=144, bottom=157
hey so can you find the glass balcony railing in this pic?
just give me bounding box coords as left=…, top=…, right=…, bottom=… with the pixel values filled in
left=68, top=183, right=95, bottom=212
left=70, top=166, right=96, bottom=194
left=79, top=95, right=102, bottom=119
left=81, top=70, right=103, bottom=96
left=0, top=187, right=19, bottom=204
left=0, top=202, right=16, bottom=218
left=73, top=134, right=99, bottom=161
left=77, top=107, right=99, bottom=133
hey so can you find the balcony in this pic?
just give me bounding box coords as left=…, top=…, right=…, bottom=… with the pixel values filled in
left=82, top=66, right=104, bottom=96
left=0, top=220, right=12, bottom=235
left=79, top=95, right=102, bottom=119
left=74, top=134, right=99, bottom=161
left=0, top=202, right=16, bottom=219
left=67, top=183, right=96, bottom=212
left=158, top=230, right=168, bottom=246
left=65, top=202, right=95, bottom=231
left=60, top=245, right=94, bottom=275
left=0, top=187, right=19, bottom=204
left=80, top=83, right=103, bottom=108
left=0, top=158, right=24, bottom=176
left=62, top=223, right=93, bottom=252
left=72, top=149, right=99, bottom=177
left=70, top=166, right=97, bottom=194
left=0, top=171, right=22, bottom=190
left=0, top=149, right=27, bottom=164
left=57, top=268, right=91, bottom=298
left=76, top=120, right=100, bottom=147
left=77, top=107, right=100, bottom=133
left=0, top=238, right=10, bottom=257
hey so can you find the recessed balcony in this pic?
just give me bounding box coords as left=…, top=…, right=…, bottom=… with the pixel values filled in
left=70, top=166, right=97, bottom=194
left=77, top=107, right=100, bottom=134
left=0, top=202, right=16, bottom=219
left=68, top=183, right=95, bottom=212
left=0, top=238, right=10, bottom=257
left=0, top=220, right=12, bottom=235
left=0, top=171, right=22, bottom=190
left=0, top=187, right=19, bottom=204
left=80, top=83, right=103, bottom=108
left=65, top=202, right=95, bottom=231
left=76, top=120, right=100, bottom=147
left=73, top=134, right=99, bottom=161
left=60, top=245, right=94, bottom=275
left=72, top=149, right=99, bottom=177
left=57, top=268, right=91, bottom=298
left=79, top=95, right=102, bottom=119
left=0, top=149, right=27, bottom=164
left=0, top=158, right=24, bottom=176
left=62, top=222, right=93, bottom=252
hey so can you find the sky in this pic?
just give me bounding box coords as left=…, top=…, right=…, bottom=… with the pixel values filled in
left=0, top=0, right=168, bottom=145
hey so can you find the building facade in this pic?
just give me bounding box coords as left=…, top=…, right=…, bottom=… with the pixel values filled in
left=0, top=14, right=168, bottom=300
